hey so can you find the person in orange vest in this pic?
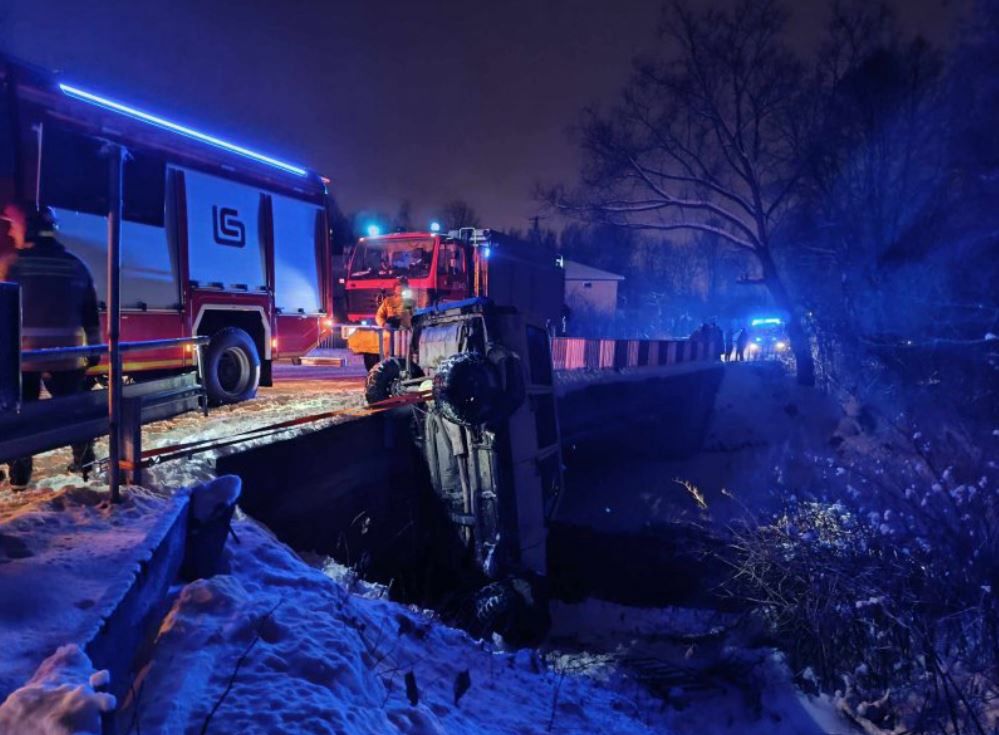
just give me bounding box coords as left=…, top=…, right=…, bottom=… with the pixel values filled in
left=348, top=277, right=414, bottom=371
left=0, top=202, right=101, bottom=489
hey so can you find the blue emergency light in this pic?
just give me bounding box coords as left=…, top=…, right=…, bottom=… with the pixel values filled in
left=366, top=224, right=381, bottom=237
left=58, top=83, right=309, bottom=177
left=751, top=317, right=783, bottom=326
left=430, top=221, right=441, bottom=233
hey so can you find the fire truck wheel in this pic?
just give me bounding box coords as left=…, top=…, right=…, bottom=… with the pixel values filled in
left=365, top=357, right=423, bottom=405
left=432, top=351, right=507, bottom=427
left=204, top=327, right=260, bottom=405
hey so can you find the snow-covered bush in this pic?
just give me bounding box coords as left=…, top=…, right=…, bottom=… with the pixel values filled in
left=726, top=454, right=998, bottom=733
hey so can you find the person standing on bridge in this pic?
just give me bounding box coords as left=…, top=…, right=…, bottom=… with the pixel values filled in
left=735, top=327, right=750, bottom=362
left=349, top=276, right=415, bottom=371
left=0, top=202, right=101, bottom=489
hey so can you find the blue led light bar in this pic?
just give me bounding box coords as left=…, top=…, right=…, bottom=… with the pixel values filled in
left=751, top=317, right=782, bottom=326
left=59, top=83, right=309, bottom=177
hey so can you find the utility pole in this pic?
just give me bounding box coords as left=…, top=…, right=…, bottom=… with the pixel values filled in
left=105, top=142, right=126, bottom=503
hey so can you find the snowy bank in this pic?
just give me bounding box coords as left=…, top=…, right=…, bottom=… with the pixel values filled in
left=130, top=518, right=674, bottom=734
left=0, top=486, right=189, bottom=701
left=0, top=645, right=115, bottom=735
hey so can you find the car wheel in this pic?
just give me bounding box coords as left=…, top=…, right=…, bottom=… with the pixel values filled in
left=365, top=357, right=423, bottom=405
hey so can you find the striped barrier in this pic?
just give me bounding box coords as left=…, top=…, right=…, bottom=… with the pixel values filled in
left=551, top=336, right=721, bottom=371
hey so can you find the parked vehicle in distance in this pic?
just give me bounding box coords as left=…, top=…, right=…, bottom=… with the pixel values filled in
left=0, top=55, right=336, bottom=404
left=747, top=316, right=790, bottom=360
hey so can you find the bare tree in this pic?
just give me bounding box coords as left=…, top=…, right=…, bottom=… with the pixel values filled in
left=440, top=200, right=481, bottom=231
left=550, top=0, right=816, bottom=384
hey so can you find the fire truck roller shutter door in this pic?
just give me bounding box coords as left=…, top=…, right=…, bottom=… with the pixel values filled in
left=52, top=211, right=178, bottom=309
left=181, top=167, right=267, bottom=292
left=271, top=194, right=323, bottom=314
left=40, top=129, right=178, bottom=309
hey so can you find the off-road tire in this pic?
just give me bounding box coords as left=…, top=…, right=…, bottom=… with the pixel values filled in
left=204, top=327, right=260, bottom=405
left=365, top=357, right=423, bottom=405
left=432, top=351, right=506, bottom=427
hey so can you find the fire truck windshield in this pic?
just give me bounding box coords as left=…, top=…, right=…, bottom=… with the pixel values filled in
left=349, top=237, right=433, bottom=280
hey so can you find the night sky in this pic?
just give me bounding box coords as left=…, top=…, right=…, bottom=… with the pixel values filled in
left=0, top=0, right=959, bottom=231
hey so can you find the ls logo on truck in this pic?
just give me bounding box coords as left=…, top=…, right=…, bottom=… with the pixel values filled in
left=212, top=206, right=246, bottom=247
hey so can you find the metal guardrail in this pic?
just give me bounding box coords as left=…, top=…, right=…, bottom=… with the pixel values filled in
left=20, top=335, right=210, bottom=365
left=4, top=335, right=211, bottom=495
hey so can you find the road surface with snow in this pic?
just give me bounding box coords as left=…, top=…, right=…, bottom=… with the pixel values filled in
left=0, top=363, right=366, bottom=521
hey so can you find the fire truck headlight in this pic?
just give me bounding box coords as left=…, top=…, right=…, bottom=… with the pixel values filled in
left=323, top=318, right=334, bottom=329
left=747, top=342, right=759, bottom=352
left=775, top=341, right=788, bottom=352
left=271, top=338, right=279, bottom=350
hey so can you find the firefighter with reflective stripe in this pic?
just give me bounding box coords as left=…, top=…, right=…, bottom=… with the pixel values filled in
left=0, top=202, right=101, bottom=489
left=349, top=277, right=414, bottom=371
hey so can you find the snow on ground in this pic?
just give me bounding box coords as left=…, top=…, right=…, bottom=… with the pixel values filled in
left=0, top=359, right=860, bottom=733
left=0, top=486, right=186, bottom=701
left=0, top=364, right=365, bottom=522
left=128, top=517, right=675, bottom=735
left=548, top=600, right=851, bottom=735
left=0, top=645, right=115, bottom=735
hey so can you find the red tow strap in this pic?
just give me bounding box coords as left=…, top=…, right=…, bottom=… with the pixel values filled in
left=139, top=390, right=431, bottom=467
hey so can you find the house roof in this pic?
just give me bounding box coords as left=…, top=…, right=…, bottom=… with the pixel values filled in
left=563, top=259, right=625, bottom=282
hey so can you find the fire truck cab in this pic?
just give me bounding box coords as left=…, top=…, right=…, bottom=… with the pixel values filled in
left=344, top=228, right=563, bottom=329
left=0, top=55, right=335, bottom=404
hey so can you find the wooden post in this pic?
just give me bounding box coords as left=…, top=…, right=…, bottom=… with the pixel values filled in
left=106, top=143, right=126, bottom=502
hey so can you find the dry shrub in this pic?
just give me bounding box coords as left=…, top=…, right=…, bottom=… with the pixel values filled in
left=725, top=441, right=999, bottom=733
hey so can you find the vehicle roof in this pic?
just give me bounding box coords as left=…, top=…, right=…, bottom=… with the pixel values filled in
left=358, top=232, right=438, bottom=242
left=0, top=54, right=328, bottom=201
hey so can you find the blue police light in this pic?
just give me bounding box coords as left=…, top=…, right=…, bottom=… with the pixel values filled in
left=430, top=221, right=441, bottom=233
left=751, top=317, right=783, bottom=327
left=482, top=246, right=492, bottom=259
left=58, top=83, right=309, bottom=177
left=366, top=224, right=381, bottom=238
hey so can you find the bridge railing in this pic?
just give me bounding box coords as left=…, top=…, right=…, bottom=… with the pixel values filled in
left=550, top=336, right=723, bottom=371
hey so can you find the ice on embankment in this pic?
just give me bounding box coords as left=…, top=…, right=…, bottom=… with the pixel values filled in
left=133, top=518, right=671, bottom=734
left=0, top=645, right=115, bottom=735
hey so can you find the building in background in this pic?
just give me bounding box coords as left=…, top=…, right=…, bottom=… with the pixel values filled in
left=563, top=259, right=624, bottom=315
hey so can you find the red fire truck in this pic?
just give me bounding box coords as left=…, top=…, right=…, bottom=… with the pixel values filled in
left=0, top=56, right=334, bottom=403
left=344, top=227, right=563, bottom=327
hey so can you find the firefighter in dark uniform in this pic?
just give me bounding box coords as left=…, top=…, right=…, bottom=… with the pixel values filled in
left=0, top=202, right=101, bottom=489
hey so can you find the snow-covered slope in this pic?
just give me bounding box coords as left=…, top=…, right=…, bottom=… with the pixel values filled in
left=130, top=518, right=674, bottom=735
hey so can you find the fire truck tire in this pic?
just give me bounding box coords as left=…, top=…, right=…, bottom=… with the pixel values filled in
left=432, top=351, right=507, bottom=427
left=204, top=327, right=260, bottom=405
left=365, top=357, right=423, bottom=405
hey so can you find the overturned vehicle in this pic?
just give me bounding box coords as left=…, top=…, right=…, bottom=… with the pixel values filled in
left=364, top=296, right=564, bottom=642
